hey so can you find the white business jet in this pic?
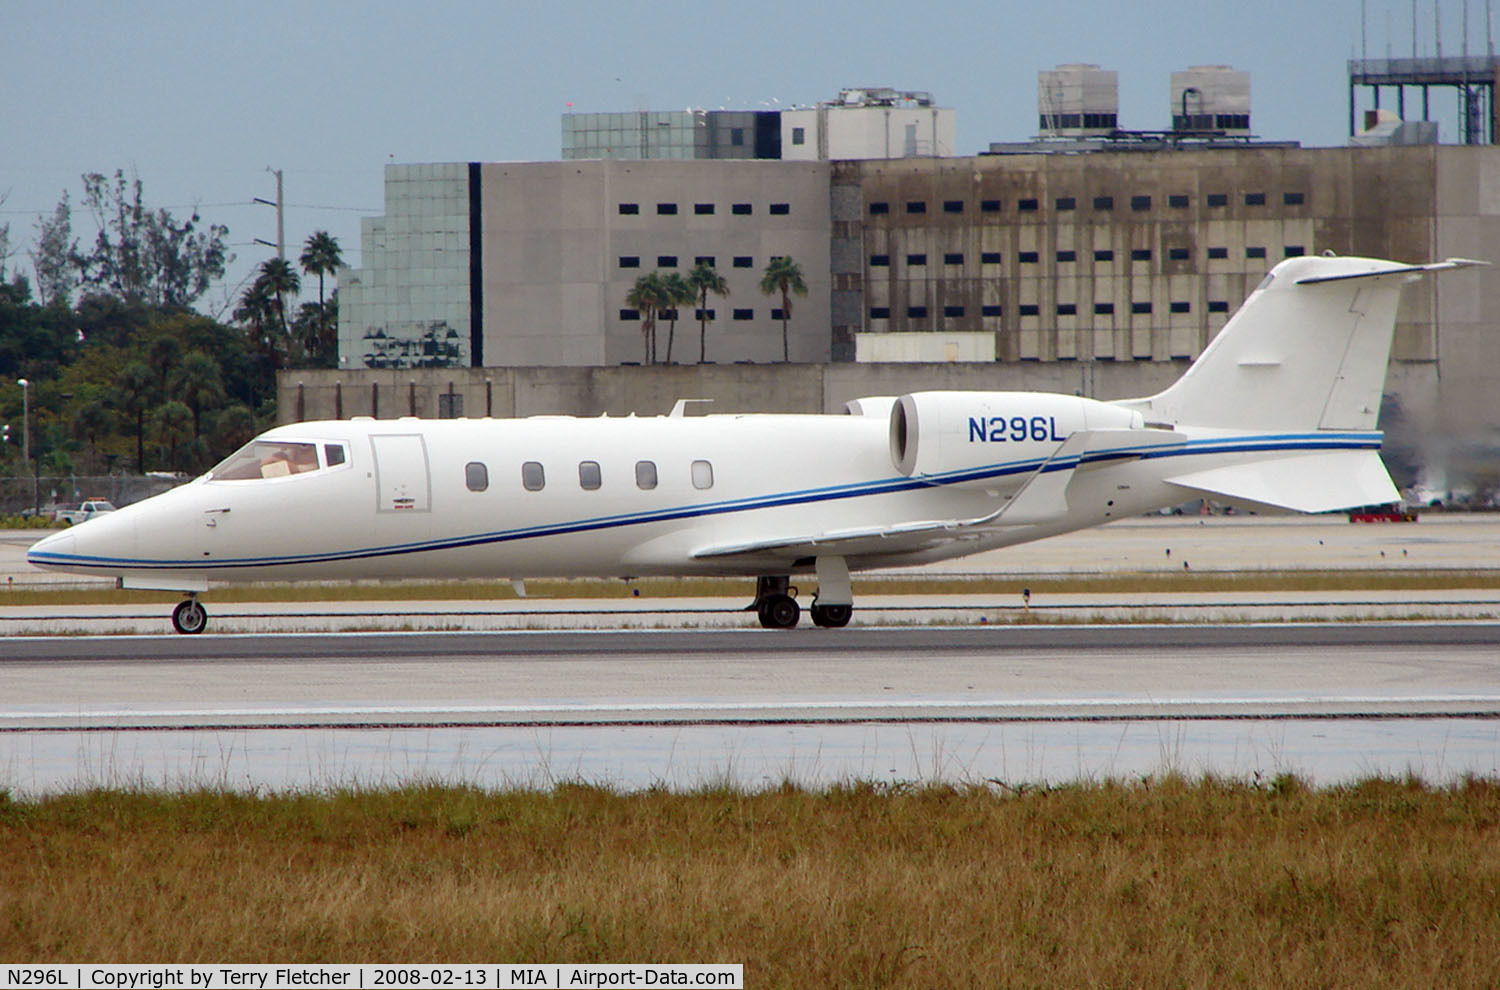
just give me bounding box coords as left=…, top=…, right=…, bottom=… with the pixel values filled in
left=28, top=255, right=1482, bottom=633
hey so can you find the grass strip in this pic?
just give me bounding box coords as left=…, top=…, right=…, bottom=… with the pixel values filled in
left=8, top=568, right=1500, bottom=606
left=1, top=776, right=1498, bottom=984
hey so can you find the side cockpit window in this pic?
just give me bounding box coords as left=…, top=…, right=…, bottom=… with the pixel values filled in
left=210, top=441, right=322, bottom=481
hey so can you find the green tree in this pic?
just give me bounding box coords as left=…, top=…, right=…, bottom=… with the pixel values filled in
left=759, top=256, right=807, bottom=363
left=299, top=231, right=342, bottom=311
left=173, top=350, right=226, bottom=441
left=71, top=170, right=230, bottom=308
left=71, top=398, right=114, bottom=473
left=146, top=332, right=182, bottom=398
left=254, top=258, right=301, bottom=341
left=625, top=272, right=668, bottom=364
left=151, top=399, right=194, bottom=473
left=687, top=262, right=730, bottom=364
left=659, top=272, right=694, bottom=364
left=111, top=361, right=153, bottom=472
left=235, top=278, right=282, bottom=371
left=31, top=192, right=73, bottom=308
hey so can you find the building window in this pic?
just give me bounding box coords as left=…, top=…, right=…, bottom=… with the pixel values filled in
left=1169, top=194, right=1190, bottom=208
left=981, top=304, right=1002, bottom=317
left=694, top=203, right=714, bottom=215
left=1018, top=198, right=1038, bottom=212
left=1131, top=249, right=1152, bottom=261
left=1094, top=249, right=1115, bottom=262
left=1208, top=301, right=1230, bottom=313
left=1284, top=245, right=1306, bottom=257
left=1131, top=301, right=1153, bottom=314
left=1208, top=247, right=1228, bottom=259
left=869, top=202, right=889, bottom=215
left=694, top=308, right=716, bottom=320
left=771, top=307, right=785, bottom=320
left=791, top=127, right=806, bottom=145
left=944, top=252, right=964, bottom=265
left=619, top=309, right=639, bottom=321
left=657, top=255, right=678, bottom=267
left=870, top=254, right=890, bottom=266
left=1244, top=192, right=1266, bottom=206
left=1056, top=250, right=1077, bottom=263
left=636, top=461, right=658, bottom=490
left=730, top=128, right=744, bottom=146
left=1018, top=304, right=1040, bottom=317
left=908, top=305, right=928, bottom=318
left=1055, top=197, right=1076, bottom=211
left=944, top=305, right=964, bottom=317
left=1018, top=251, right=1039, bottom=263
left=769, top=203, right=790, bottom=215
left=465, top=462, right=488, bottom=492
left=906, top=201, right=926, bottom=214
left=694, top=255, right=716, bottom=266
left=870, top=307, right=890, bottom=319
left=1168, top=247, right=1190, bottom=260
left=579, top=461, right=602, bottom=491
left=1130, top=195, right=1152, bottom=211
left=1094, top=302, right=1115, bottom=315
left=906, top=253, right=927, bottom=266
left=521, top=461, right=545, bottom=492
left=1170, top=301, right=1191, bottom=314
left=1284, top=191, right=1305, bottom=206
left=1056, top=303, right=1077, bottom=316
left=691, top=460, right=714, bottom=490
left=732, top=203, right=752, bottom=215
left=980, top=199, right=1002, bottom=213
left=619, top=256, right=640, bottom=268
left=1206, top=193, right=1228, bottom=207
left=981, top=251, right=1002, bottom=264
left=618, top=203, right=639, bottom=215
left=733, top=308, right=753, bottom=320
left=733, top=256, right=753, bottom=268
left=1093, top=196, right=1114, bottom=210
left=1246, top=246, right=1267, bottom=259
left=657, top=203, right=677, bottom=215
left=944, top=200, right=964, bottom=213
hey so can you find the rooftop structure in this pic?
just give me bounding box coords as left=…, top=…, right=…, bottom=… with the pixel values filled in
left=1348, top=55, right=1500, bottom=144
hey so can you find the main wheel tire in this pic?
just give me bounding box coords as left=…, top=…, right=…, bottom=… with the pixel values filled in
left=172, top=599, right=208, bottom=635
left=757, top=593, right=800, bottom=629
left=810, top=603, right=852, bottom=628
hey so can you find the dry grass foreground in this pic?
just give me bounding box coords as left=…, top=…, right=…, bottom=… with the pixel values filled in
left=2, top=777, right=1498, bottom=986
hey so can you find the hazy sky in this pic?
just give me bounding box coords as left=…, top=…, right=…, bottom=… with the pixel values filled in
left=1, top=1, right=1486, bottom=314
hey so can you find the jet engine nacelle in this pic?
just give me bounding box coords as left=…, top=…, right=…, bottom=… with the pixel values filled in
left=889, top=391, right=1143, bottom=485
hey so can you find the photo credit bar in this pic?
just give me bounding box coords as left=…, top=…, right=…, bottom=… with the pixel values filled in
left=5, top=965, right=744, bottom=989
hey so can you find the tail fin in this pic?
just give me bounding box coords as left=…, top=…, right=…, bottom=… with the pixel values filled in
left=1123, top=256, right=1485, bottom=432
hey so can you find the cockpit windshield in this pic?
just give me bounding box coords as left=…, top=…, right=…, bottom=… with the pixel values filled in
left=209, top=440, right=321, bottom=481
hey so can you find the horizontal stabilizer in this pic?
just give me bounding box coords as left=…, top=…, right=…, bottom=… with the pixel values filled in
left=1165, top=449, right=1398, bottom=513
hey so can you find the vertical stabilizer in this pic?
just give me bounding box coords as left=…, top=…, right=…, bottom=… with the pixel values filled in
left=1122, top=256, right=1484, bottom=432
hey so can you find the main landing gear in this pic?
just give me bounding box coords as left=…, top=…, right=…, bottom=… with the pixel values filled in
left=172, top=595, right=208, bottom=635
left=750, top=556, right=855, bottom=629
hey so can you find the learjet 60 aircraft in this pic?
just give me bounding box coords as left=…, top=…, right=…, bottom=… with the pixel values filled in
left=28, top=255, right=1483, bottom=633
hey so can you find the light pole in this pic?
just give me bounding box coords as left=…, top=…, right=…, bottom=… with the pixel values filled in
left=16, top=379, right=28, bottom=473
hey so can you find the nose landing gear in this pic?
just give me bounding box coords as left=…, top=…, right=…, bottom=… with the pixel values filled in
left=171, top=596, right=208, bottom=635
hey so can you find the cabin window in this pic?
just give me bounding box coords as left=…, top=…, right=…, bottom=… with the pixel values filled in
left=210, top=440, right=320, bottom=481
left=521, top=461, right=545, bottom=491
left=579, top=461, right=602, bottom=490
left=691, top=459, right=714, bottom=490
left=323, top=444, right=346, bottom=467
left=465, top=462, right=488, bottom=492
left=635, top=460, right=658, bottom=490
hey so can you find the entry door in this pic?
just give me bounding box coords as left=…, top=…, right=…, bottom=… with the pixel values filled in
left=370, top=434, right=432, bottom=513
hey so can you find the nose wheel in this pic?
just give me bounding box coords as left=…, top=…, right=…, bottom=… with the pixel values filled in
left=172, top=597, right=208, bottom=635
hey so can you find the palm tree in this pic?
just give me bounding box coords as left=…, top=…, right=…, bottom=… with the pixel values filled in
left=151, top=400, right=194, bottom=473
left=234, top=278, right=282, bottom=369
left=686, top=262, right=729, bottom=364
left=759, top=256, right=807, bottom=362
left=625, top=272, right=667, bottom=364
left=111, top=361, right=153, bottom=472
left=660, top=272, right=693, bottom=364
left=299, top=231, right=343, bottom=310
left=173, top=350, right=226, bottom=440
left=256, top=257, right=301, bottom=340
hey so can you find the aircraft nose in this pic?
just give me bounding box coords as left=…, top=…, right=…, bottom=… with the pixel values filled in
left=26, top=529, right=77, bottom=568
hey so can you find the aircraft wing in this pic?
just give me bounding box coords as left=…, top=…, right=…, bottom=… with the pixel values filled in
left=692, top=428, right=1188, bottom=561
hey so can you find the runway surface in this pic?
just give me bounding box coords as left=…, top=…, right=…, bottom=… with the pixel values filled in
left=3, top=626, right=1498, bottom=793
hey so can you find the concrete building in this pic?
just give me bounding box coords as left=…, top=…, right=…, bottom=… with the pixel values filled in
left=338, top=159, right=832, bottom=369
left=780, top=88, right=955, bottom=161
left=562, top=110, right=782, bottom=160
